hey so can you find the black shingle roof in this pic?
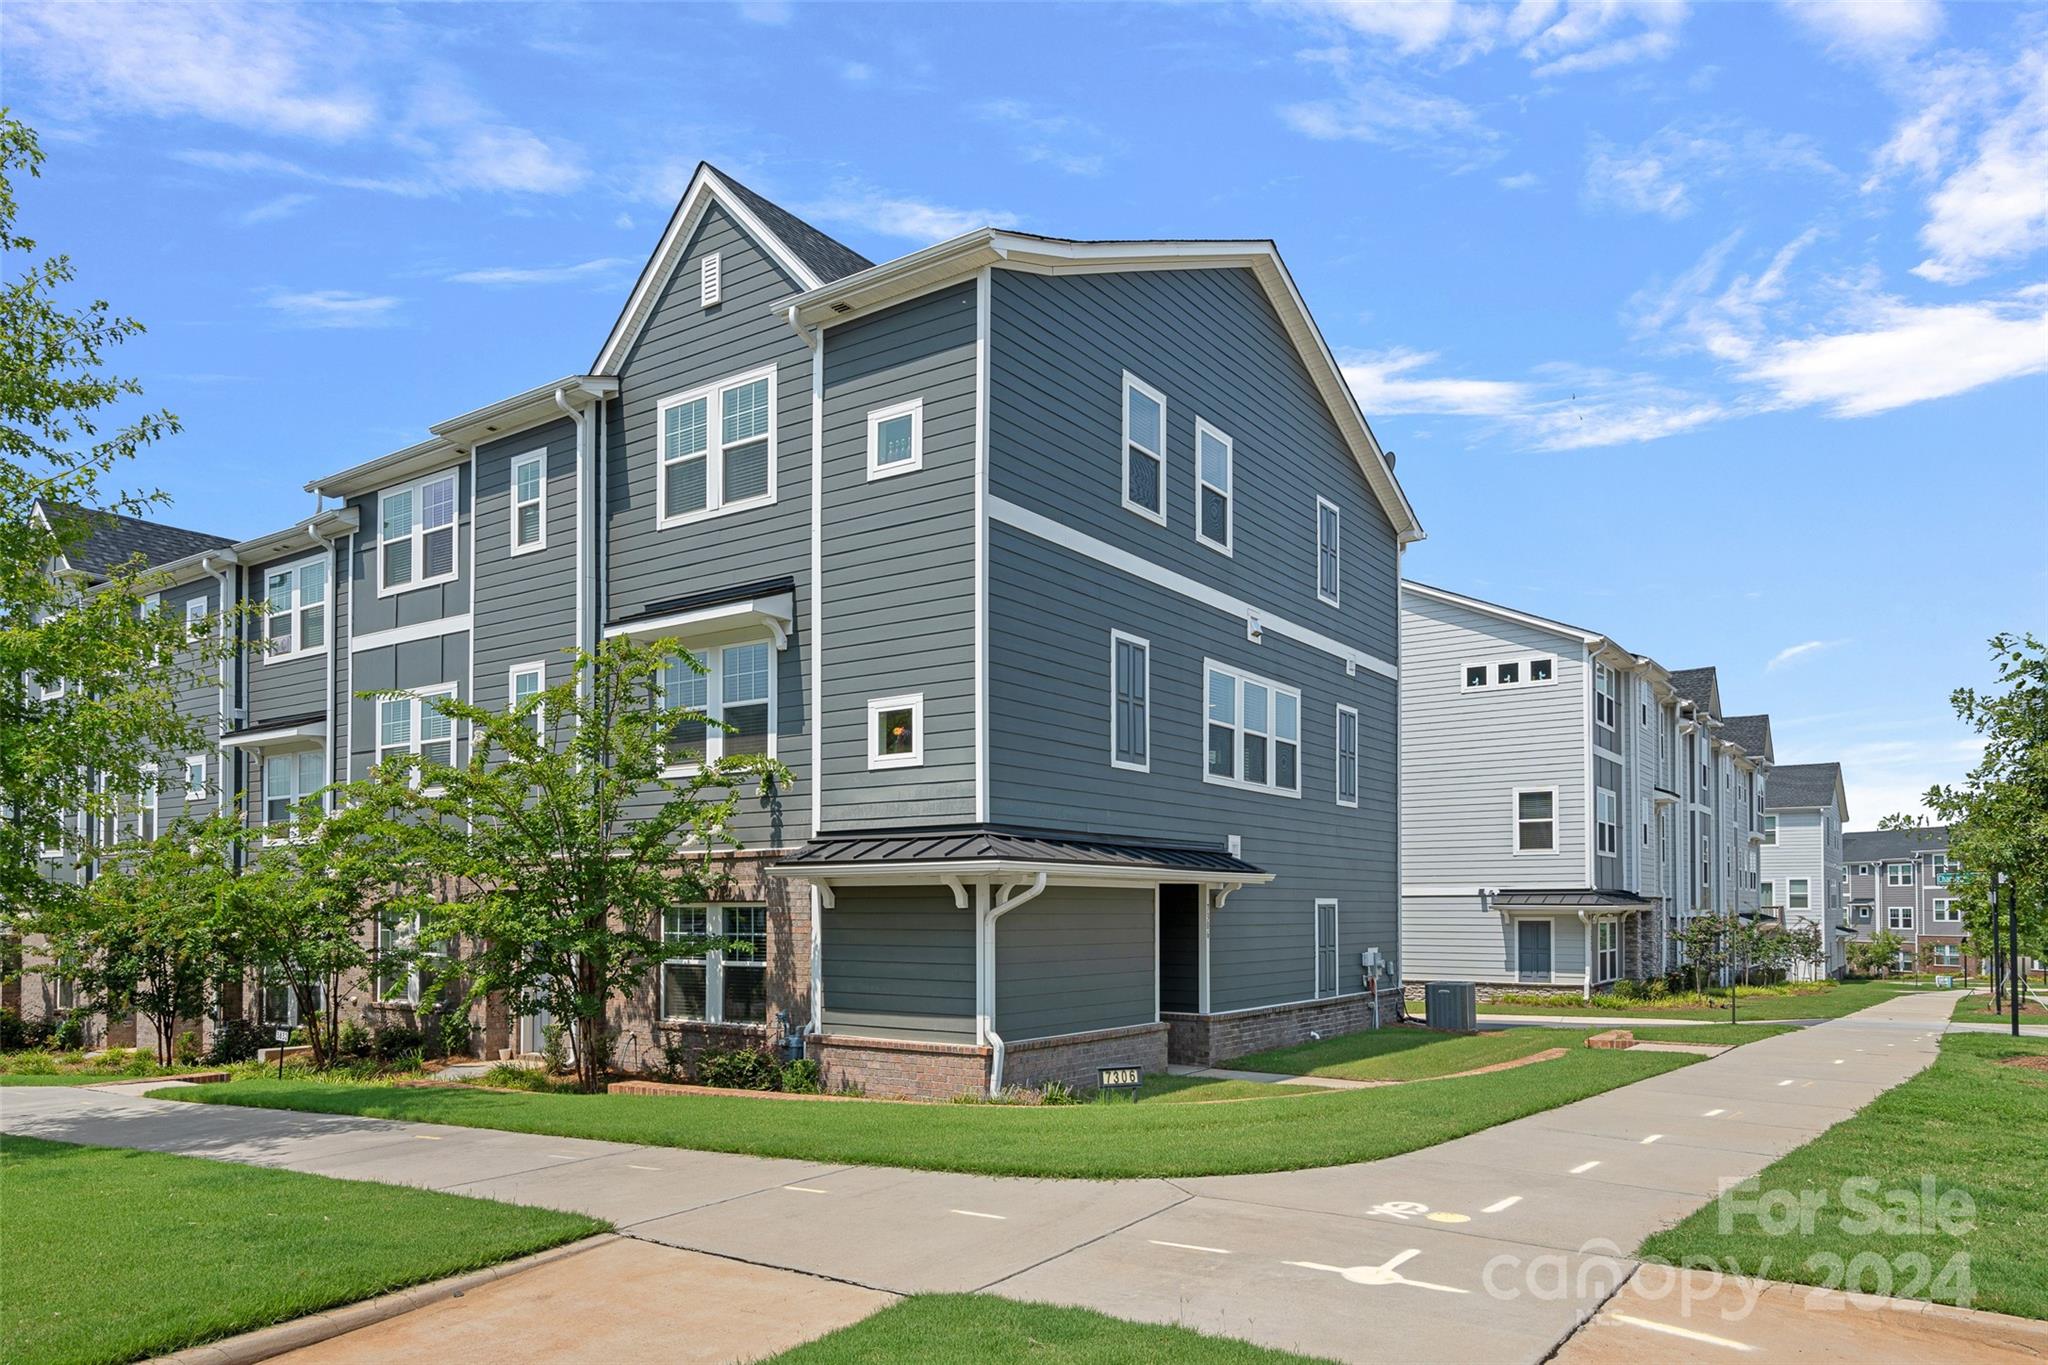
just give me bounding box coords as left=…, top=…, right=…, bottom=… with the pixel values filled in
left=1767, top=762, right=1845, bottom=810
left=42, top=502, right=233, bottom=579
left=711, top=166, right=874, bottom=285
left=1721, top=714, right=1773, bottom=760
left=1668, top=667, right=1720, bottom=713
left=1843, top=826, right=1949, bottom=861
left=776, top=825, right=1264, bottom=877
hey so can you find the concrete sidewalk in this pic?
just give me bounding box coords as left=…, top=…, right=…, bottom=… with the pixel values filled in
left=0, top=989, right=1974, bottom=1364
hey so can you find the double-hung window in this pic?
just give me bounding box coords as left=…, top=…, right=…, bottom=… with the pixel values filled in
left=1335, top=705, right=1359, bottom=808
left=1514, top=789, right=1555, bottom=852
left=377, top=688, right=457, bottom=779
left=260, top=973, right=325, bottom=1027
left=510, top=451, right=546, bottom=553
left=183, top=754, right=207, bottom=802
left=1886, top=862, right=1913, bottom=886
left=1203, top=662, right=1300, bottom=796
left=659, top=366, right=775, bottom=525
left=1593, top=664, right=1618, bottom=729
left=185, top=596, right=208, bottom=636
left=1121, top=372, right=1167, bottom=524
left=1931, top=898, right=1959, bottom=923
left=263, top=554, right=328, bottom=659
left=866, top=398, right=923, bottom=479
left=379, top=471, right=458, bottom=594
left=1194, top=419, right=1232, bottom=553
left=1596, top=920, right=1619, bottom=982
left=1888, top=903, right=1913, bottom=930
left=1761, top=813, right=1777, bottom=845
left=659, top=642, right=774, bottom=771
left=1788, top=879, right=1810, bottom=911
left=263, top=750, right=325, bottom=834
left=509, top=662, right=546, bottom=736
left=1928, top=853, right=1949, bottom=882
left=1110, top=632, right=1149, bottom=771
left=1316, top=497, right=1341, bottom=606
left=1314, top=900, right=1339, bottom=998
left=374, top=910, right=420, bottom=1004
left=1761, top=880, right=1776, bottom=909
left=660, top=905, right=768, bottom=1024
left=1596, top=788, right=1619, bottom=857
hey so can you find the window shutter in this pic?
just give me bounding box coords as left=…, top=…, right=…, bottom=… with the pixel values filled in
left=701, top=252, right=722, bottom=308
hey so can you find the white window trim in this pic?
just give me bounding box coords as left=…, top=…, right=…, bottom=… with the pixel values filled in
left=1886, top=862, right=1914, bottom=886
left=1463, top=656, right=1558, bottom=692
left=260, top=551, right=331, bottom=665
left=260, top=748, right=327, bottom=844
left=1511, top=785, right=1559, bottom=856
left=659, top=641, right=779, bottom=776
left=1334, top=704, right=1359, bottom=809
left=866, top=692, right=925, bottom=771
left=1887, top=904, right=1914, bottom=930
left=1192, top=417, right=1233, bottom=556
left=1761, top=880, right=1776, bottom=909
left=865, top=397, right=924, bottom=481
left=1109, top=630, right=1150, bottom=774
left=1314, top=898, right=1340, bottom=999
left=1593, top=662, right=1619, bottom=730
left=185, top=597, right=208, bottom=630
left=183, top=754, right=207, bottom=802
left=376, top=468, right=461, bottom=599
left=1761, top=813, right=1777, bottom=846
left=509, top=450, right=547, bottom=556
left=508, top=660, right=546, bottom=736
left=656, top=363, right=779, bottom=529
left=659, top=904, right=768, bottom=1025
left=376, top=686, right=459, bottom=784
left=1788, top=878, right=1811, bottom=911
left=1201, top=660, right=1303, bottom=799
left=1930, top=898, right=1959, bottom=923
left=1120, top=371, right=1168, bottom=526
left=1315, top=496, right=1341, bottom=607
left=1596, top=787, right=1619, bottom=858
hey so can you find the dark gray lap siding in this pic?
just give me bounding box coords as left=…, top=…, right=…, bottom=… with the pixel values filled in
left=994, top=886, right=1155, bottom=1042
left=821, top=886, right=975, bottom=1042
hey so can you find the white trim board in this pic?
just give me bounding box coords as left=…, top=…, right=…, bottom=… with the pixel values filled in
left=990, top=497, right=1397, bottom=682
left=349, top=613, right=475, bottom=654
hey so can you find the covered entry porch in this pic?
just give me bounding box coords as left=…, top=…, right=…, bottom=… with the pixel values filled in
left=769, top=827, right=1268, bottom=1098
left=1488, top=889, right=1654, bottom=999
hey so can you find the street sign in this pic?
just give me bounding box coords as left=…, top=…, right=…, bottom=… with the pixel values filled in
left=1097, top=1065, right=1142, bottom=1093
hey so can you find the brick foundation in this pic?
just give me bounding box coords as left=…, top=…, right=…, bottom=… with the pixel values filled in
left=1001, top=1022, right=1168, bottom=1093
left=1401, top=981, right=1588, bottom=1005
left=808, top=1033, right=990, bottom=1099
left=1164, top=987, right=1407, bottom=1068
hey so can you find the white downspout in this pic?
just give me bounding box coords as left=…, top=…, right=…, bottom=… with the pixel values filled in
left=555, top=386, right=592, bottom=692
left=984, top=872, right=1048, bottom=1095
left=303, top=522, right=339, bottom=813
left=1579, top=908, right=1595, bottom=1000
left=807, top=883, right=825, bottom=1040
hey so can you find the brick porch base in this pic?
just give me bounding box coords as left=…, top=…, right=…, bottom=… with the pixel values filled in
left=1164, top=987, right=1407, bottom=1068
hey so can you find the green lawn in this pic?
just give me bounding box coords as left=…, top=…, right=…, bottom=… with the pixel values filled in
left=0, top=1049, right=210, bottom=1086
left=1638, top=1033, right=2048, bottom=1321
left=1480, top=977, right=1918, bottom=1022
left=1950, top=991, right=2048, bottom=1026
left=1226, top=1022, right=1788, bottom=1082
left=161, top=1044, right=1701, bottom=1180
left=766, top=1294, right=1330, bottom=1363
left=0, top=1136, right=606, bottom=1365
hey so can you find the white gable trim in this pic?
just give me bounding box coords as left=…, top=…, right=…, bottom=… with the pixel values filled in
left=1403, top=581, right=1604, bottom=649
left=593, top=165, right=826, bottom=377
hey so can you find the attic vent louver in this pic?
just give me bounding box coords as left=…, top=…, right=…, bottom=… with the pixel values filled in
left=830, top=301, right=854, bottom=314
left=701, top=252, right=722, bottom=308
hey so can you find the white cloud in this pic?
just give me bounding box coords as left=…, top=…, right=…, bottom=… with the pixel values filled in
left=447, top=258, right=635, bottom=287
left=1911, top=47, right=2048, bottom=284
left=1281, top=80, right=1498, bottom=161
left=1517, top=0, right=1689, bottom=78
left=1497, top=171, right=1541, bottom=190
left=1767, top=638, right=1847, bottom=671
left=1279, top=0, right=1686, bottom=75
left=840, top=61, right=874, bottom=83
left=614, top=212, right=636, bottom=231
left=264, top=289, right=400, bottom=329
left=1584, top=121, right=1835, bottom=219
left=799, top=190, right=1017, bottom=243
left=236, top=193, right=314, bottom=226
left=175, top=148, right=429, bottom=198
left=1341, top=348, right=1530, bottom=416
left=736, top=1, right=793, bottom=23
left=1778, top=0, right=1942, bottom=57
left=974, top=99, right=1113, bottom=176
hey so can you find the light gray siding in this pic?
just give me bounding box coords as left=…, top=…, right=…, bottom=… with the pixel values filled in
left=1400, top=893, right=1516, bottom=981
left=994, top=886, right=1155, bottom=1041
left=819, top=281, right=978, bottom=827
left=820, top=886, right=975, bottom=1042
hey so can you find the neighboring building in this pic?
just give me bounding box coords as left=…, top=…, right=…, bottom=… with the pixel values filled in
left=22, top=165, right=1421, bottom=1096
left=1759, top=762, right=1851, bottom=977
left=1398, top=587, right=1770, bottom=996
left=1842, top=826, right=1969, bottom=972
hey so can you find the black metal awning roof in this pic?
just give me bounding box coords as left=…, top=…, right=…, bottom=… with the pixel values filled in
left=1491, top=889, right=1654, bottom=909
left=773, top=825, right=1266, bottom=879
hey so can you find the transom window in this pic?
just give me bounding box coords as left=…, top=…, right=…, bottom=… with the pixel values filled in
left=263, top=750, right=325, bottom=834
left=1514, top=788, right=1555, bottom=852
left=511, top=452, right=546, bottom=553
left=1464, top=657, right=1556, bottom=691
left=1195, top=419, right=1232, bottom=553
left=1886, top=862, right=1913, bottom=885
left=377, top=688, right=456, bottom=778
left=1596, top=788, right=1619, bottom=857
left=867, top=693, right=924, bottom=771
left=1110, top=632, right=1149, bottom=772
left=658, top=366, right=776, bottom=526
left=1788, top=878, right=1810, bottom=911
left=1121, top=372, right=1167, bottom=524
left=1204, top=662, right=1300, bottom=797
left=379, top=471, right=458, bottom=595
left=866, top=397, right=924, bottom=479
left=263, top=554, right=328, bottom=659
left=660, top=642, right=774, bottom=771
left=1316, top=497, right=1341, bottom=606
left=661, top=905, right=767, bottom=1024
left=1335, top=705, right=1359, bottom=808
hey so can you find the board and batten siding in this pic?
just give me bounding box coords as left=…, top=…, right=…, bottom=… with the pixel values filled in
left=347, top=462, right=472, bottom=637
left=346, top=632, right=469, bottom=782
left=993, top=887, right=1156, bottom=1042
left=819, top=280, right=978, bottom=828
left=1399, top=592, right=1588, bottom=889
left=819, top=886, right=976, bottom=1043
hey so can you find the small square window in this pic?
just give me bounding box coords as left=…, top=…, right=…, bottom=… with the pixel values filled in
left=866, top=399, right=923, bottom=479
left=1530, top=658, right=1552, bottom=683
left=867, top=693, right=924, bottom=770
left=1497, top=661, right=1520, bottom=686
left=1465, top=665, right=1488, bottom=689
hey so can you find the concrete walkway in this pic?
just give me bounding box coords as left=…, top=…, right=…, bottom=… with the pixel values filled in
left=0, top=990, right=1977, bottom=1364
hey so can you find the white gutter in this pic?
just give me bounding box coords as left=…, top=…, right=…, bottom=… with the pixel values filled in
left=983, top=872, right=1047, bottom=1095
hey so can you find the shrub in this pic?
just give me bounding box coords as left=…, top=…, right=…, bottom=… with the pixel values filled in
left=696, top=1047, right=781, bottom=1091
left=3, top=1051, right=58, bottom=1075
left=0, top=1007, right=25, bottom=1051
left=437, top=1011, right=472, bottom=1059
left=204, top=1019, right=264, bottom=1065
left=1038, top=1080, right=1082, bottom=1106
left=51, top=1013, right=85, bottom=1051
left=371, top=1024, right=426, bottom=1061
left=173, top=1030, right=202, bottom=1065
left=540, top=1022, right=568, bottom=1076
left=655, top=1038, right=693, bottom=1083
left=335, top=1020, right=373, bottom=1060
left=779, top=1057, right=822, bottom=1094
left=479, top=1062, right=571, bottom=1092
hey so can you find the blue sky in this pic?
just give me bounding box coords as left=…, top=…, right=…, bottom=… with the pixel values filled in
left=8, top=0, right=2045, bottom=824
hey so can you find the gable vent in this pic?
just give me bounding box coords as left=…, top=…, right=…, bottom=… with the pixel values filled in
left=700, top=252, right=722, bottom=309
left=830, top=301, right=854, bottom=314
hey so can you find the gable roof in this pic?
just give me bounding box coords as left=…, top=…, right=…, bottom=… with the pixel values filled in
left=784, top=228, right=1422, bottom=545
left=1768, top=762, right=1848, bottom=818
left=1404, top=581, right=1605, bottom=646
left=1721, top=713, right=1774, bottom=763
left=38, top=501, right=234, bottom=579
left=1667, top=667, right=1721, bottom=716
left=1843, top=826, right=1948, bottom=861
left=593, top=162, right=872, bottom=376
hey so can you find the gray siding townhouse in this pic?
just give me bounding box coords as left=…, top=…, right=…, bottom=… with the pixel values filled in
left=1759, top=763, right=1850, bottom=977
left=26, top=167, right=1421, bottom=1097
left=1841, top=826, right=1967, bottom=971
left=1399, top=589, right=1771, bottom=996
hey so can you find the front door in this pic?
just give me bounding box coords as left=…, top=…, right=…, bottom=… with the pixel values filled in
left=1517, top=920, right=1552, bottom=983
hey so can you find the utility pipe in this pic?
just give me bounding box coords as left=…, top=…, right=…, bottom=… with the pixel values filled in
left=984, top=872, right=1048, bottom=1094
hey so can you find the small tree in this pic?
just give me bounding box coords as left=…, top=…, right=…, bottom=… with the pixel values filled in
left=1848, top=929, right=1906, bottom=978
left=1672, top=917, right=1731, bottom=1003
left=354, top=637, right=788, bottom=1092
left=1779, top=923, right=1825, bottom=978
left=34, top=816, right=240, bottom=1065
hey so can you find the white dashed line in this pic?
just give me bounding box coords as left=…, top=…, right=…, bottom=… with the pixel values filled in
left=1702, top=1108, right=1725, bottom=1117
left=1608, top=1313, right=1758, bottom=1351
left=783, top=1185, right=830, bottom=1194
left=627, top=1164, right=663, bottom=1172
left=1833, top=1059, right=1845, bottom=1065
left=951, top=1209, right=1007, bottom=1220
left=1640, top=1134, right=1664, bottom=1145
left=1777, top=1079, right=1795, bottom=1087
left=412, top=1135, right=442, bottom=1141
left=1570, top=1160, right=1602, bottom=1174
left=1150, top=1239, right=1232, bottom=1254
left=1482, top=1196, right=1522, bottom=1214
left=544, top=1153, right=578, bottom=1160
